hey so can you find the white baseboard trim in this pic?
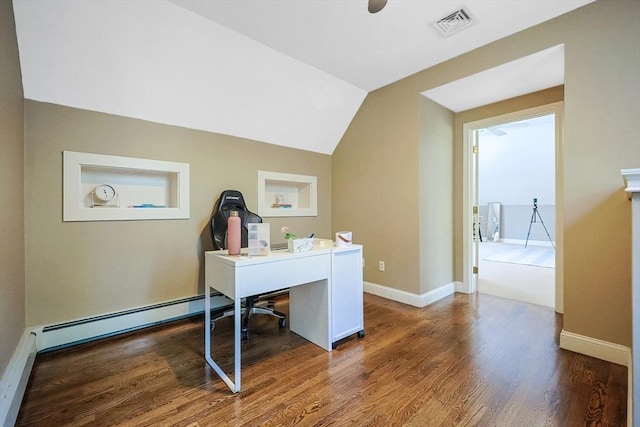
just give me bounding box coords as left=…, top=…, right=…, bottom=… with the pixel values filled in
left=560, top=330, right=633, bottom=427
left=363, top=281, right=455, bottom=308
left=499, top=238, right=555, bottom=247
left=454, top=281, right=469, bottom=294
left=559, top=329, right=630, bottom=367
left=37, top=294, right=231, bottom=352
left=0, top=329, right=37, bottom=427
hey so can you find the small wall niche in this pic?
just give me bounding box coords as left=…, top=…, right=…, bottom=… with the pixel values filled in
left=63, top=151, right=190, bottom=221
left=258, top=171, right=317, bottom=217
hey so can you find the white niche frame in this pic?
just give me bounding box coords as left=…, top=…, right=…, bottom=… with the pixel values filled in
left=63, top=151, right=190, bottom=221
left=258, top=171, right=317, bottom=217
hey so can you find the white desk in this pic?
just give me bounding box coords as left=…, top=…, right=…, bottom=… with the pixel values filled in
left=204, top=244, right=363, bottom=393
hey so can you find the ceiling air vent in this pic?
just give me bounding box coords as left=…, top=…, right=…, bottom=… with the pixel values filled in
left=433, top=8, right=474, bottom=37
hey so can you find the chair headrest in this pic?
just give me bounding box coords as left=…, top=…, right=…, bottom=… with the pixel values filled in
left=216, top=190, right=248, bottom=211
left=210, top=190, right=262, bottom=250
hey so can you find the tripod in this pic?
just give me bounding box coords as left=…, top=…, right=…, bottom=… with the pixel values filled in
left=525, top=198, right=554, bottom=248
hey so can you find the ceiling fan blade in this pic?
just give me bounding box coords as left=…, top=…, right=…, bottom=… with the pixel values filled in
left=368, top=0, right=387, bottom=14
left=487, top=126, right=506, bottom=136
left=506, top=122, right=530, bottom=129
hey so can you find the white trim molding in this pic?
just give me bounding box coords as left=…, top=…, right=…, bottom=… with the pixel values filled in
left=454, top=281, right=470, bottom=294
left=364, top=281, right=455, bottom=308
left=462, top=102, right=565, bottom=305
left=560, top=328, right=632, bottom=426
left=622, top=167, right=640, bottom=427
left=559, top=329, right=630, bottom=367
left=628, top=351, right=633, bottom=427
left=0, top=329, right=37, bottom=427
left=622, top=168, right=640, bottom=199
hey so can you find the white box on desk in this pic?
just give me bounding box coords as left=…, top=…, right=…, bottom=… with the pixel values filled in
left=287, top=237, right=313, bottom=253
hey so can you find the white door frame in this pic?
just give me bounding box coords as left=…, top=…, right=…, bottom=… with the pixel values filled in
left=461, top=102, right=565, bottom=313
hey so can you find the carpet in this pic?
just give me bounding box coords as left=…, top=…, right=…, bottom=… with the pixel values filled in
left=482, top=246, right=555, bottom=268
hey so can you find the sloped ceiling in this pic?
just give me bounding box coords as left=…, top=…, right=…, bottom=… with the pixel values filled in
left=13, top=0, right=593, bottom=154
left=422, top=45, right=565, bottom=113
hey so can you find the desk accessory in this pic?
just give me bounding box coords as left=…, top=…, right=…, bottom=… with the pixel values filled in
left=132, top=203, right=166, bottom=208
left=287, top=238, right=313, bottom=253
left=90, top=184, right=119, bottom=208
left=280, top=226, right=312, bottom=252
left=227, top=211, right=241, bottom=255
left=248, top=223, right=270, bottom=256
left=336, top=231, right=352, bottom=247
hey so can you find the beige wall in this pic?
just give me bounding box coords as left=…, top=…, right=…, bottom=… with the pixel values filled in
left=24, top=102, right=331, bottom=326
left=333, top=0, right=639, bottom=347
left=0, top=0, right=26, bottom=376
left=419, top=97, right=454, bottom=293
left=333, top=85, right=421, bottom=293
left=560, top=1, right=637, bottom=347
left=9, top=0, right=640, bottom=356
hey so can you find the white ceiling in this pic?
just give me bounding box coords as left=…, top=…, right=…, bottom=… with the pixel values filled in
left=169, top=0, right=590, bottom=92
left=13, top=0, right=594, bottom=154
left=422, top=44, right=565, bottom=112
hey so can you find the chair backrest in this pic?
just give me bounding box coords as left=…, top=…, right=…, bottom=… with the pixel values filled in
left=210, top=190, right=262, bottom=250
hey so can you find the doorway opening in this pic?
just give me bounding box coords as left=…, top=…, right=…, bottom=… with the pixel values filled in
left=477, top=114, right=556, bottom=308
left=462, top=102, right=564, bottom=312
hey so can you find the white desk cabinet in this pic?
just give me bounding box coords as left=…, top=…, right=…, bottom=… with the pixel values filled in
left=331, top=245, right=364, bottom=348
left=205, top=243, right=364, bottom=392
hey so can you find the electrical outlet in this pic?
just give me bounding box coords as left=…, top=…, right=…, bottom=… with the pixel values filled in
left=362, top=258, right=365, bottom=267
left=379, top=261, right=385, bottom=272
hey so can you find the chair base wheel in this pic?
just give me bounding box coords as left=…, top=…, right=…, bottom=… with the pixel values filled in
left=209, top=300, right=287, bottom=340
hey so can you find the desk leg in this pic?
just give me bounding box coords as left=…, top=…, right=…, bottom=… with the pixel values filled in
left=233, top=296, right=241, bottom=392
left=204, top=286, right=241, bottom=393
left=205, top=283, right=211, bottom=365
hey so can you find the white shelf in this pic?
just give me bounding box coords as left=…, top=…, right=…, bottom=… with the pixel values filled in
left=257, top=171, right=317, bottom=217
left=63, top=151, right=190, bottom=221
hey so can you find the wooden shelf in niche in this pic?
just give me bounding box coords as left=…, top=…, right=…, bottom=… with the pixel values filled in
left=257, top=171, right=317, bottom=217
left=63, top=151, right=190, bottom=221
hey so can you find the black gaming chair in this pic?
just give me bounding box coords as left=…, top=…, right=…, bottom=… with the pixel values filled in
left=210, top=190, right=286, bottom=339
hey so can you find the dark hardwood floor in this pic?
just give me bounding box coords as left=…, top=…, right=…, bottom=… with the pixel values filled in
left=16, top=293, right=627, bottom=426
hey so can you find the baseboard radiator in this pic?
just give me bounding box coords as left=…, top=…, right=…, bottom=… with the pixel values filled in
left=37, top=293, right=232, bottom=352
left=1, top=292, right=231, bottom=426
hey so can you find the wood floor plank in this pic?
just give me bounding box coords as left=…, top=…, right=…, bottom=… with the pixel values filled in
left=16, top=293, right=627, bottom=426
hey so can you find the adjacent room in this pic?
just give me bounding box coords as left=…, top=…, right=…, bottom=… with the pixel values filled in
left=477, top=112, right=557, bottom=308
left=2, top=0, right=639, bottom=425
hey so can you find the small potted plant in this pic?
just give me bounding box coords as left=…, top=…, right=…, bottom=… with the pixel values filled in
left=281, top=226, right=313, bottom=253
